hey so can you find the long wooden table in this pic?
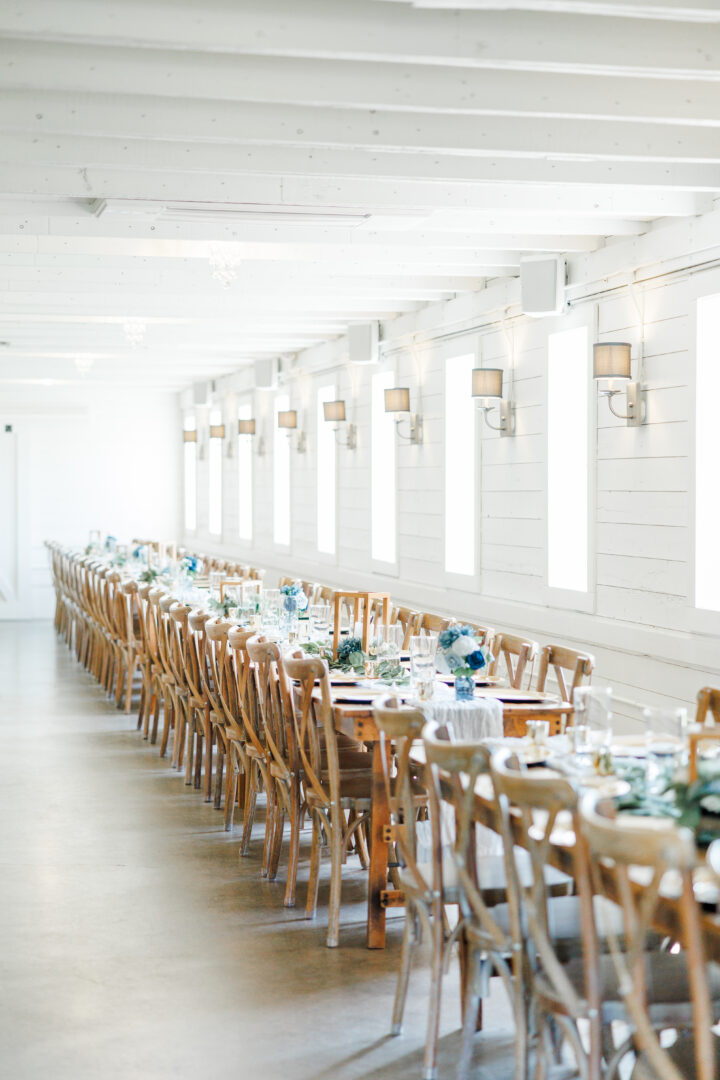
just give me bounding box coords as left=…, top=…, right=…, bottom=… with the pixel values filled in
left=333, top=690, right=574, bottom=949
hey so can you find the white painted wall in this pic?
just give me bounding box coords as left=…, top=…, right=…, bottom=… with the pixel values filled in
left=1, top=384, right=180, bottom=619
left=181, top=208, right=720, bottom=732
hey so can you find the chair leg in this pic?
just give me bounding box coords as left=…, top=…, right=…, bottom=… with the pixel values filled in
left=391, top=907, right=418, bottom=1035
left=224, top=768, right=237, bottom=832
left=423, top=902, right=445, bottom=1080
left=326, top=802, right=343, bottom=948
left=267, top=792, right=285, bottom=882
left=306, top=813, right=321, bottom=920
left=283, top=783, right=301, bottom=908
left=213, top=739, right=225, bottom=810
left=185, top=714, right=195, bottom=786
left=261, top=780, right=277, bottom=878
left=240, top=765, right=258, bottom=857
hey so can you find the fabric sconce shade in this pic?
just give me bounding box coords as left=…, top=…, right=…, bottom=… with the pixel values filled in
left=237, top=418, right=256, bottom=435
left=209, top=423, right=226, bottom=438
left=277, top=410, right=297, bottom=430
left=593, top=342, right=632, bottom=381
left=323, top=400, right=346, bottom=423
left=471, top=368, right=503, bottom=399
left=183, top=430, right=198, bottom=443
left=384, top=387, right=411, bottom=414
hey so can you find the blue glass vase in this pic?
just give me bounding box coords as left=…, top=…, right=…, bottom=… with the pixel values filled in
left=454, top=674, right=474, bottom=701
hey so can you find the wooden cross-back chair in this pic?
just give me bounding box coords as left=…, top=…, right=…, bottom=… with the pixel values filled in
left=168, top=602, right=208, bottom=791
left=489, top=631, right=538, bottom=690
left=224, top=627, right=257, bottom=834
left=389, top=605, right=420, bottom=649
left=580, top=793, right=720, bottom=1080
left=281, top=650, right=376, bottom=947
left=231, top=634, right=272, bottom=864
left=415, top=612, right=452, bottom=636
left=535, top=644, right=595, bottom=703
left=696, top=686, right=720, bottom=727
left=200, top=617, right=236, bottom=811
left=422, top=727, right=524, bottom=1080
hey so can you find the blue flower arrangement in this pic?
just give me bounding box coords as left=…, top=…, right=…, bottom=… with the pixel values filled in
left=132, top=545, right=145, bottom=560
left=180, top=555, right=198, bottom=575
left=104, top=534, right=117, bottom=552
left=280, top=582, right=309, bottom=613
left=437, top=625, right=491, bottom=678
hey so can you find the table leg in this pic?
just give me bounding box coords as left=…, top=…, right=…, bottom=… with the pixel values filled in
left=367, top=737, right=390, bottom=948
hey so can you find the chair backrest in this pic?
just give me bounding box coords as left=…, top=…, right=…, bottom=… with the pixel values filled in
left=247, top=637, right=296, bottom=783
left=489, top=632, right=538, bottom=690
left=373, top=696, right=429, bottom=898
left=535, top=644, right=594, bottom=702
left=226, top=627, right=257, bottom=743
left=228, top=631, right=265, bottom=756
left=390, top=605, right=420, bottom=649
left=580, top=793, right=714, bottom=1080
left=696, top=686, right=720, bottom=727
left=416, top=612, right=451, bottom=635
left=281, top=651, right=335, bottom=811
left=463, top=622, right=495, bottom=652
left=491, top=749, right=601, bottom=1074
left=422, top=722, right=514, bottom=963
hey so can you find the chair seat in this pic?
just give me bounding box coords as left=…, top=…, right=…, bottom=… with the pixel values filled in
left=400, top=848, right=572, bottom=907
left=564, top=951, right=720, bottom=1025
left=631, top=1032, right=720, bottom=1079
left=306, top=774, right=426, bottom=811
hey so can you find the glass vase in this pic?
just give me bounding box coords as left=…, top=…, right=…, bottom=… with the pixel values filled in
left=454, top=674, right=474, bottom=701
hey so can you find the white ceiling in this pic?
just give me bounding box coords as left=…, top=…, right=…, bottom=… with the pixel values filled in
left=1, top=0, right=719, bottom=390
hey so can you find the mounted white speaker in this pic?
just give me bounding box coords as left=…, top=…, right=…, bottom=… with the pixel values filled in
left=192, top=381, right=211, bottom=407
left=348, top=321, right=379, bottom=364
left=520, top=256, right=566, bottom=317
left=254, top=358, right=277, bottom=389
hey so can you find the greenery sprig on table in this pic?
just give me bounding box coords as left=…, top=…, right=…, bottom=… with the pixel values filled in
left=615, top=763, right=720, bottom=846
left=139, top=566, right=159, bottom=583
left=208, top=596, right=235, bottom=617
left=301, top=638, right=409, bottom=685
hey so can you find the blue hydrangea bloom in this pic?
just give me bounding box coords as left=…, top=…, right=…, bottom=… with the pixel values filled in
left=466, top=650, right=487, bottom=671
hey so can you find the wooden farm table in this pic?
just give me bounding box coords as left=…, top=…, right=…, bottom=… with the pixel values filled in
left=332, top=688, right=573, bottom=949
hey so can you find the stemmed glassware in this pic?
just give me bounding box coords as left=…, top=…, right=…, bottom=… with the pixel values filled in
left=409, top=632, right=437, bottom=701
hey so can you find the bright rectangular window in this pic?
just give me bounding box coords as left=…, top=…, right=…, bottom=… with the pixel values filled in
left=273, top=393, right=291, bottom=546
left=371, top=370, right=396, bottom=564
left=208, top=408, right=223, bottom=536
left=445, top=354, right=475, bottom=575
left=547, top=326, right=589, bottom=592
left=317, top=384, right=336, bottom=555
left=237, top=402, right=253, bottom=542
left=183, top=416, right=197, bottom=532
left=696, top=293, right=720, bottom=609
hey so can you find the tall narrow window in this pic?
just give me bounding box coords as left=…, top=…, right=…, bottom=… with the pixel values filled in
left=547, top=326, right=589, bottom=592
left=445, top=354, right=475, bottom=575
left=237, top=402, right=253, bottom=542
left=273, top=393, right=291, bottom=546
left=371, top=370, right=396, bottom=565
left=696, top=293, right=720, bottom=609
left=208, top=407, right=223, bottom=536
left=317, top=384, right=336, bottom=555
left=183, top=415, right=197, bottom=532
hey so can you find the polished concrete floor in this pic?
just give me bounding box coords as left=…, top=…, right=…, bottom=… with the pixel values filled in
left=0, top=621, right=516, bottom=1080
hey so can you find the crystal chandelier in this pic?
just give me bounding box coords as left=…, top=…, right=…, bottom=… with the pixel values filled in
left=123, top=320, right=147, bottom=348
left=74, top=355, right=95, bottom=376
left=209, top=245, right=241, bottom=288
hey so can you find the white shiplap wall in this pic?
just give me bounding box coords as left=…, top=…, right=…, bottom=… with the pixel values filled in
left=181, top=212, right=720, bottom=733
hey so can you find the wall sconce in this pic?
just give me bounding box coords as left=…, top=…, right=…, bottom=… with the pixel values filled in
left=183, top=430, right=197, bottom=443
left=238, top=417, right=265, bottom=456
left=472, top=368, right=515, bottom=436
left=593, top=342, right=645, bottom=426
left=209, top=423, right=225, bottom=439
left=323, top=399, right=357, bottom=449
left=384, top=386, right=423, bottom=444
left=277, top=409, right=307, bottom=453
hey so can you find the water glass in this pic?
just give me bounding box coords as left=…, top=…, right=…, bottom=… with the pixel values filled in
left=209, top=570, right=223, bottom=596
left=642, top=705, right=689, bottom=739
left=527, top=719, right=550, bottom=747
left=370, top=624, right=403, bottom=664
left=263, top=588, right=282, bottom=629
left=310, top=603, right=331, bottom=639
left=645, top=730, right=683, bottom=794
left=410, top=634, right=437, bottom=700
left=573, top=686, right=613, bottom=730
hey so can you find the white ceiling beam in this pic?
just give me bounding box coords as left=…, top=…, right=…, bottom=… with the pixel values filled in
left=1, top=0, right=719, bottom=77
left=3, top=92, right=720, bottom=165
left=0, top=162, right=711, bottom=213
left=380, top=0, right=720, bottom=21
left=3, top=40, right=720, bottom=125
